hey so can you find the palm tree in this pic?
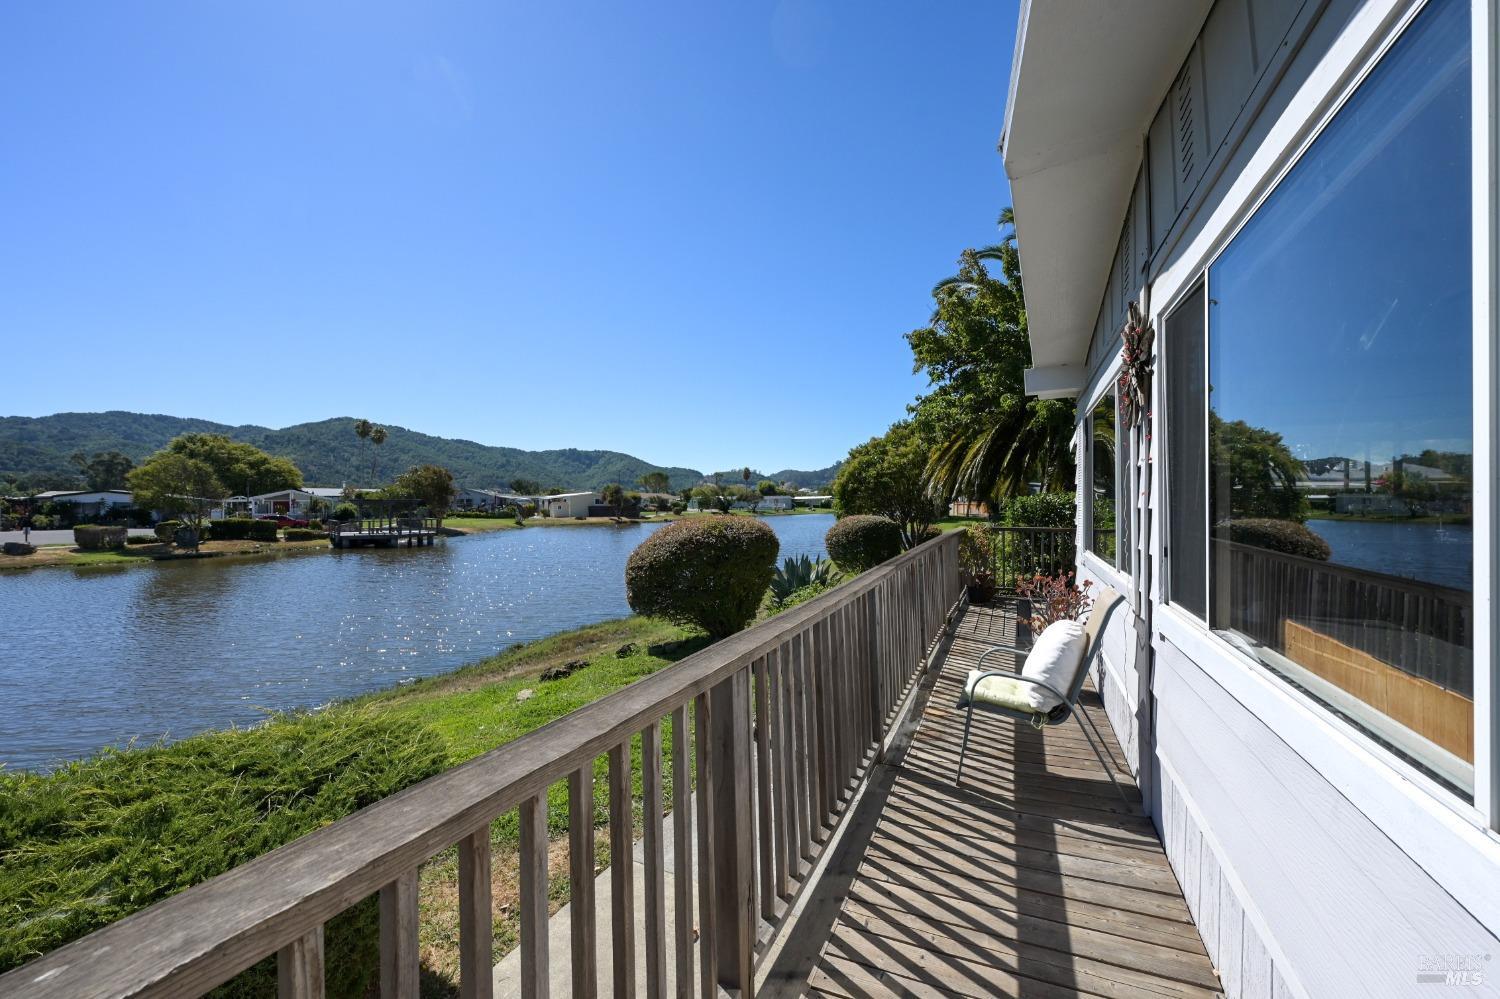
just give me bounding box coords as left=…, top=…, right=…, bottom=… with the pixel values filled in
left=369, top=426, right=388, bottom=484
left=915, top=208, right=1081, bottom=506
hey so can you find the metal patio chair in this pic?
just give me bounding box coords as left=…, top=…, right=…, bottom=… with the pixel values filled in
left=955, top=586, right=1129, bottom=802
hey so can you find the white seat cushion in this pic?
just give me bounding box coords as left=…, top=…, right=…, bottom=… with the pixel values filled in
left=963, top=672, right=1046, bottom=716
left=1017, top=620, right=1087, bottom=711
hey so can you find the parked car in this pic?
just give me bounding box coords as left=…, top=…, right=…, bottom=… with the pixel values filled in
left=257, top=514, right=309, bottom=528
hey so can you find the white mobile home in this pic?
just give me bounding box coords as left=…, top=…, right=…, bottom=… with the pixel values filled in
left=542, top=491, right=597, bottom=518
left=1006, top=0, right=1497, bottom=993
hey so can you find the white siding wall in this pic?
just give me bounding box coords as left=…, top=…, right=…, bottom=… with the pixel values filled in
left=1072, top=0, right=1500, bottom=995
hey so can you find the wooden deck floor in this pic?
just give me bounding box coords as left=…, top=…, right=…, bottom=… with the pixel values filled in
left=775, top=603, right=1222, bottom=998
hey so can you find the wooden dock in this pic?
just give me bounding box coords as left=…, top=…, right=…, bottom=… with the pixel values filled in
left=329, top=517, right=439, bottom=549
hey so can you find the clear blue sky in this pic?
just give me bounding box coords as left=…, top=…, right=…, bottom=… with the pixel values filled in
left=0, top=2, right=1017, bottom=474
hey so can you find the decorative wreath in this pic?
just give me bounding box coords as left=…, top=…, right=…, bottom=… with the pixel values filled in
left=1115, top=301, right=1153, bottom=432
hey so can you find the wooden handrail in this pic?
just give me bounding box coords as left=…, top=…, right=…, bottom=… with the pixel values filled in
left=2, top=530, right=964, bottom=999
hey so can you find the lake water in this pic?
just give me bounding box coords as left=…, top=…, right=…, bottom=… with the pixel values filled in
left=0, top=514, right=833, bottom=771
left=1306, top=519, right=1472, bottom=591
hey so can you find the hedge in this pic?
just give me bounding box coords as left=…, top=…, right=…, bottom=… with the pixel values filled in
left=1001, top=493, right=1076, bottom=528
left=825, top=515, right=902, bottom=573
left=209, top=518, right=279, bottom=542
left=1222, top=518, right=1331, bottom=561
left=73, top=525, right=127, bottom=551
left=283, top=528, right=329, bottom=542
left=625, top=517, right=779, bottom=638
left=0, top=712, right=447, bottom=996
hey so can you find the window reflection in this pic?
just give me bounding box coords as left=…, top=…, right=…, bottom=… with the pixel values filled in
left=1206, top=0, right=1472, bottom=797
left=1089, top=392, right=1117, bottom=565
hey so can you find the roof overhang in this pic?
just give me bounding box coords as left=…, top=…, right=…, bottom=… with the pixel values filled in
left=1002, top=0, right=1209, bottom=393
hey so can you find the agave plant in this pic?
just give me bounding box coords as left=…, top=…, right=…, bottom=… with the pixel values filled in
left=769, top=554, right=839, bottom=605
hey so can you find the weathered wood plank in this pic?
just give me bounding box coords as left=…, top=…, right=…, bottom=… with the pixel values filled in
left=379, top=871, right=419, bottom=999
left=641, top=721, right=667, bottom=998
left=519, top=795, right=549, bottom=999
left=669, top=704, right=693, bottom=999
left=751, top=656, right=775, bottom=922
left=607, top=742, right=636, bottom=998
left=276, top=926, right=323, bottom=999
left=694, top=692, right=717, bottom=999
left=567, top=766, right=598, bottom=999
left=458, top=828, right=494, bottom=999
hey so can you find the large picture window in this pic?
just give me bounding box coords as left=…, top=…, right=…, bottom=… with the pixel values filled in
left=1179, top=0, right=1474, bottom=798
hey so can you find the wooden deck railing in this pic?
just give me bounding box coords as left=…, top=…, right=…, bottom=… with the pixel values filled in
left=1, top=530, right=963, bottom=999
left=1220, top=540, right=1472, bottom=695
left=330, top=517, right=439, bottom=536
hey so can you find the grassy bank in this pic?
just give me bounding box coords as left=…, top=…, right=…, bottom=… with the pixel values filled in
left=0, top=536, right=335, bottom=572
left=0, top=614, right=702, bottom=996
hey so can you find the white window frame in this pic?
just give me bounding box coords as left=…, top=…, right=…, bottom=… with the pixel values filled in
left=1080, top=363, right=1133, bottom=590
left=1144, top=0, right=1500, bottom=928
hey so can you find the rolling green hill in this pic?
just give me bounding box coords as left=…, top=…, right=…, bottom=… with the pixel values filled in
left=0, top=412, right=704, bottom=493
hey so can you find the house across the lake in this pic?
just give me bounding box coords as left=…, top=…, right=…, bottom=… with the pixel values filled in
left=1006, top=0, right=1499, bottom=992
left=246, top=487, right=371, bottom=518
left=541, top=491, right=597, bottom=518
left=29, top=489, right=133, bottom=518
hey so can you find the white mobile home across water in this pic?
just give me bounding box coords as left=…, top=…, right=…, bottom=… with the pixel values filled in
left=1005, top=0, right=1498, bottom=994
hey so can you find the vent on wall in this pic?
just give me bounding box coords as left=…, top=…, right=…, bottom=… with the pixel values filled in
left=1174, top=62, right=1199, bottom=190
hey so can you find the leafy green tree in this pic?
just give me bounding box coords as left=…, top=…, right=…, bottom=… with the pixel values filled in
left=163, top=434, right=301, bottom=497
left=1210, top=415, right=1308, bottom=522
left=601, top=483, right=627, bottom=513
left=757, top=479, right=781, bottom=496
left=741, top=467, right=752, bottom=486
left=70, top=451, right=134, bottom=491
left=637, top=471, right=670, bottom=494
left=692, top=484, right=732, bottom=513
left=908, top=210, right=1076, bottom=502
left=127, top=454, right=227, bottom=545
left=510, top=477, right=543, bottom=496
left=831, top=422, right=944, bottom=549
left=390, top=464, right=457, bottom=526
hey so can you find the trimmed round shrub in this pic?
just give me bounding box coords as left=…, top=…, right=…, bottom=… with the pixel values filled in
left=154, top=520, right=183, bottom=542
left=1222, top=518, right=1331, bottom=561
left=825, top=515, right=902, bottom=573
left=0, top=713, right=447, bottom=995
left=73, top=525, right=127, bottom=551
left=331, top=502, right=361, bottom=522
left=625, top=517, right=779, bottom=638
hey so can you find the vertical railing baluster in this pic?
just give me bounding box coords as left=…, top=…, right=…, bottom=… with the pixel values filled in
left=607, top=743, right=636, bottom=997
left=670, top=704, right=693, bottom=999
left=519, top=794, right=550, bottom=999
left=752, top=656, right=775, bottom=922
left=379, top=870, right=419, bottom=999
left=459, top=827, right=494, bottom=999
left=694, top=692, right=717, bottom=999
left=277, top=926, right=324, bottom=999
left=790, top=632, right=813, bottom=863
left=708, top=666, right=755, bottom=996
left=567, top=766, right=598, bottom=999
left=641, top=721, right=667, bottom=998
left=769, top=645, right=794, bottom=899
